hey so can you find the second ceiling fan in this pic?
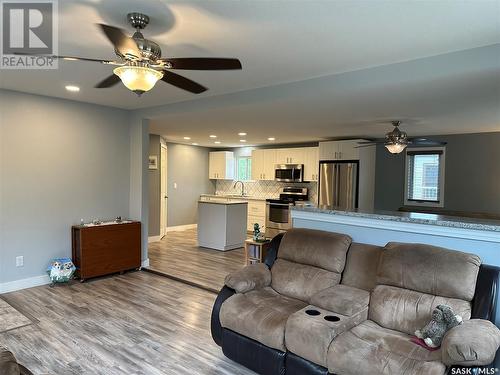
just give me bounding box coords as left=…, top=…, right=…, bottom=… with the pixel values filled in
left=357, top=121, right=447, bottom=154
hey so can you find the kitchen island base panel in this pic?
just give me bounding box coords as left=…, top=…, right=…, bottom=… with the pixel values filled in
left=198, top=200, right=248, bottom=251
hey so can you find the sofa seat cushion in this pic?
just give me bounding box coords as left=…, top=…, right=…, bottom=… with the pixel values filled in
left=0, top=344, right=20, bottom=375
left=328, top=320, right=446, bottom=375
left=369, top=285, right=471, bottom=335
left=311, top=285, right=370, bottom=316
left=271, top=259, right=341, bottom=302
left=285, top=305, right=368, bottom=367
left=219, top=287, right=307, bottom=351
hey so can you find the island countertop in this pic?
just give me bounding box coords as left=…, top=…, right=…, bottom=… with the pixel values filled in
left=292, top=205, right=500, bottom=233
left=198, top=199, right=248, bottom=205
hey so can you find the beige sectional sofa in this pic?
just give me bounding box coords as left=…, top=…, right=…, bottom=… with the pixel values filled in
left=211, top=228, right=500, bottom=375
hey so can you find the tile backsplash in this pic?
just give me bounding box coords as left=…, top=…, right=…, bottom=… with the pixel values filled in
left=215, top=180, right=318, bottom=203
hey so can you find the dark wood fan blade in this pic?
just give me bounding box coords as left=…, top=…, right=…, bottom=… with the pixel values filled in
left=408, top=138, right=447, bottom=146
left=161, top=71, right=207, bottom=93
left=98, top=24, right=141, bottom=58
left=13, top=52, right=113, bottom=63
left=357, top=140, right=384, bottom=144
left=95, top=74, right=121, bottom=88
left=161, top=58, right=242, bottom=70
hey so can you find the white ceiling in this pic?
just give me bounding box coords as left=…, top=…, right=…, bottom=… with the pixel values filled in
left=1, top=0, right=499, bottom=146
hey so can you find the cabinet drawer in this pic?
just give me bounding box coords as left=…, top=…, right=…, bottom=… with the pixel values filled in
left=248, top=201, right=266, bottom=215
left=247, top=214, right=266, bottom=232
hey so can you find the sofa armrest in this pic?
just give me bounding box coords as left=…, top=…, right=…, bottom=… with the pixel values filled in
left=224, top=263, right=271, bottom=293
left=211, top=285, right=236, bottom=347
left=442, top=319, right=500, bottom=366
left=310, top=284, right=370, bottom=317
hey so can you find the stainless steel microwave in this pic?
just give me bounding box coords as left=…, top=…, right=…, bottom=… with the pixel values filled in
left=274, top=164, right=303, bottom=182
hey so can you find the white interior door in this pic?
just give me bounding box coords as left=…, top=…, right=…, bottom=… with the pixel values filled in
left=160, top=144, right=168, bottom=238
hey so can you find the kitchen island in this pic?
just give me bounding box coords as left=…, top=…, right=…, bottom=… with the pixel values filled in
left=291, top=205, right=500, bottom=324
left=198, top=199, right=248, bottom=251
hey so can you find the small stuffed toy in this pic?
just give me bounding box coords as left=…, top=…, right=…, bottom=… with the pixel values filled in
left=415, top=304, right=463, bottom=348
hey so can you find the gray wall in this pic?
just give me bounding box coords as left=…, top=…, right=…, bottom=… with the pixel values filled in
left=0, top=89, right=132, bottom=283
left=374, top=132, right=500, bottom=214
left=148, top=135, right=161, bottom=236
left=166, top=143, right=215, bottom=227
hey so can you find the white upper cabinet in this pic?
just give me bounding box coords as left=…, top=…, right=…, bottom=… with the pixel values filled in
left=252, top=149, right=276, bottom=180
left=209, top=151, right=234, bottom=180
left=303, top=147, right=319, bottom=181
left=319, top=140, right=365, bottom=161
left=276, top=148, right=305, bottom=164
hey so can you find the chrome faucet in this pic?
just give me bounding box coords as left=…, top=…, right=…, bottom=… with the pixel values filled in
left=233, top=180, right=245, bottom=196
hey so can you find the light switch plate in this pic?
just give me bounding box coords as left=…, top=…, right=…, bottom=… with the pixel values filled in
left=16, top=256, right=24, bottom=267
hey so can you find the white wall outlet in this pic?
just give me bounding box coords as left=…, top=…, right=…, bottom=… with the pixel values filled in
left=16, top=256, right=24, bottom=267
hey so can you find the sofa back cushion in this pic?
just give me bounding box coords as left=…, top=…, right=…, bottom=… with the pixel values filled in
left=341, top=242, right=383, bottom=291
left=378, top=242, right=481, bottom=301
left=271, top=229, right=351, bottom=301
left=271, top=259, right=341, bottom=302
left=277, top=228, right=351, bottom=272
left=369, top=285, right=472, bottom=335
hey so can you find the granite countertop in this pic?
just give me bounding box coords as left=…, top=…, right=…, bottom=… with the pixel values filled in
left=198, top=199, right=248, bottom=205
left=292, top=205, right=500, bottom=233
left=200, top=194, right=268, bottom=201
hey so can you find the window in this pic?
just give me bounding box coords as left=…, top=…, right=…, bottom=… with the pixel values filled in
left=237, top=156, right=252, bottom=181
left=404, top=147, right=445, bottom=207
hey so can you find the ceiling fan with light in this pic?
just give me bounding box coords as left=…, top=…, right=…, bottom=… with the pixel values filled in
left=356, top=121, right=447, bottom=154
left=17, top=12, right=242, bottom=96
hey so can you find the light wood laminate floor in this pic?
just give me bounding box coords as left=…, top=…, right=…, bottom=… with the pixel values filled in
left=148, top=228, right=246, bottom=292
left=1, top=271, right=254, bottom=375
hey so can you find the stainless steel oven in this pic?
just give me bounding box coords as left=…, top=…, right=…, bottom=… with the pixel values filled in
left=274, top=164, right=304, bottom=182
left=265, top=187, right=308, bottom=238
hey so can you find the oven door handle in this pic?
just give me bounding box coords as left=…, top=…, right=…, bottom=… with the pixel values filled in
left=266, top=202, right=293, bottom=207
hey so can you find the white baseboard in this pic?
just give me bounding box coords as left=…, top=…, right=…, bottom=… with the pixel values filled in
left=0, top=274, right=51, bottom=294
left=148, top=235, right=161, bottom=243
left=141, top=258, right=150, bottom=268
left=166, top=224, right=197, bottom=232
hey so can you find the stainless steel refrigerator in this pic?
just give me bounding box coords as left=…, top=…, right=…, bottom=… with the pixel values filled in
left=318, top=161, right=359, bottom=210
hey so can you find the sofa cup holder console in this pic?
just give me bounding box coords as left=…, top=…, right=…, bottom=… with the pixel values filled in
left=305, top=309, right=321, bottom=316
left=305, top=309, right=341, bottom=322
left=324, top=315, right=340, bottom=322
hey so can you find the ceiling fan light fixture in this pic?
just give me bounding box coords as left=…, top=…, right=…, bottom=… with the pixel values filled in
left=385, top=142, right=407, bottom=154
left=113, top=66, right=163, bottom=95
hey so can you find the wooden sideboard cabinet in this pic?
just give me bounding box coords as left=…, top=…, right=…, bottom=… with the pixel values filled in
left=72, top=221, right=141, bottom=281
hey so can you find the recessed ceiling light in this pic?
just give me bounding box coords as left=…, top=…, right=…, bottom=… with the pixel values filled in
left=214, top=141, right=221, bottom=144
left=240, top=139, right=246, bottom=143
left=238, top=132, right=247, bottom=136
left=209, top=135, right=217, bottom=138
left=183, top=136, right=191, bottom=140
left=268, top=137, right=276, bottom=141
left=192, top=143, right=198, bottom=146
left=65, top=85, right=80, bottom=92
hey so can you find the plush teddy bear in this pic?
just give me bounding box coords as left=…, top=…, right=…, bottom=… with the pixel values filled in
left=415, top=304, right=463, bottom=348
